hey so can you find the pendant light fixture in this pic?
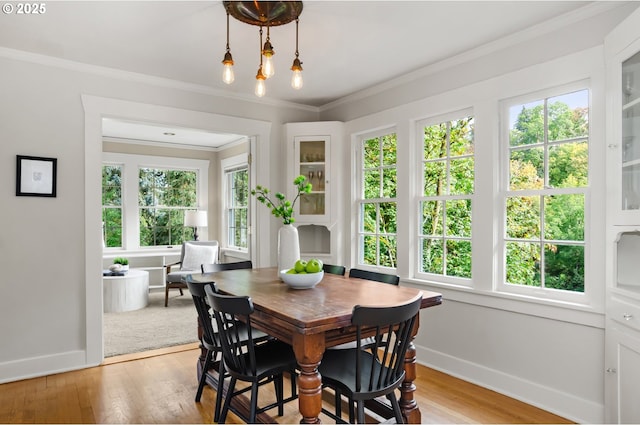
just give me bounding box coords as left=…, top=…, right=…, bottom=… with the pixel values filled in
left=221, top=10, right=234, bottom=84
left=221, top=1, right=304, bottom=97
left=255, top=27, right=267, bottom=97
left=290, top=17, right=303, bottom=90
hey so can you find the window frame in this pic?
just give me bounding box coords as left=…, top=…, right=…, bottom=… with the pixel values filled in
left=497, top=83, right=591, bottom=304
left=354, top=127, right=398, bottom=272
left=221, top=153, right=249, bottom=253
left=415, top=108, right=475, bottom=286
left=102, top=163, right=124, bottom=249
left=102, top=152, right=209, bottom=251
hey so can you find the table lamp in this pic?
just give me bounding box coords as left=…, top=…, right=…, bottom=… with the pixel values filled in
left=184, top=210, right=208, bottom=241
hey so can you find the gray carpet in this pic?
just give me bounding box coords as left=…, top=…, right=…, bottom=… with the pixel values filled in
left=103, top=289, right=199, bottom=357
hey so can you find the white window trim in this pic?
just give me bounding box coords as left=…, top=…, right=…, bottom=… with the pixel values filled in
left=102, top=152, right=209, bottom=251
left=496, top=81, right=592, bottom=305
left=220, top=153, right=249, bottom=257
left=414, top=108, right=475, bottom=286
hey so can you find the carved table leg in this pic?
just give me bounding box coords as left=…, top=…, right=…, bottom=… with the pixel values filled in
left=400, top=314, right=421, bottom=424
left=292, top=333, right=325, bottom=424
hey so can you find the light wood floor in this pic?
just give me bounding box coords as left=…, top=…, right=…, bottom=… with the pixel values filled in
left=0, top=343, right=572, bottom=424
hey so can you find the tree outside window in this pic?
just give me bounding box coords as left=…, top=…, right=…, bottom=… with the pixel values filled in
left=138, top=168, right=197, bottom=246
left=358, top=132, right=397, bottom=268
left=226, top=166, right=249, bottom=249
left=505, top=89, right=589, bottom=292
left=419, top=116, right=474, bottom=279
left=102, top=165, right=123, bottom=248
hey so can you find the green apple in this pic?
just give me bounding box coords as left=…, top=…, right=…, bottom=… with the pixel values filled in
left=286, top=268, right=297, bottom=274
left=306, top=258, right=323, bottom=274
left=297, top=270, right=307, bottom=274
left=294, top=259, right=308, bottom=273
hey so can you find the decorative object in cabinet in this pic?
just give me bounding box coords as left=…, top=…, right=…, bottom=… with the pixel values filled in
left=297, top=138, right=327, bottom=218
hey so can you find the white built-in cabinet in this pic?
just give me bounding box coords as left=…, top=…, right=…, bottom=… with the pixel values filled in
left=604, top=6, right=640, bottom=423
left=284, top=122, right=344, bottom=266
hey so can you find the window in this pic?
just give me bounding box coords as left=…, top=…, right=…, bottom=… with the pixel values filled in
left=102, top=165, right=123, bottom=248
left=503, top=89, right=589, bottom=294
left=357, top=130, right=397, bottom=268
left=138, top=168, right=197, bottom=246
left=418, top=114, right=474, bottom=280
left=225, top=165, right=249, bottom=250
left=102, top=153, right=208, bottom=250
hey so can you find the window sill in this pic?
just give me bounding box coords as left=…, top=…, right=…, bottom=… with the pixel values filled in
left=102, top=248, right=181, bottom=259
left=403, top=278, right=605, bottom=329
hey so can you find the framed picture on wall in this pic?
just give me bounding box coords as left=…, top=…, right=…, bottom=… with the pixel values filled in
left=16, top=155, right=57, bottom=197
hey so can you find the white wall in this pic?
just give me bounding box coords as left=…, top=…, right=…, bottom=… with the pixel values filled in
left=0, top=53, right=318, bottom=382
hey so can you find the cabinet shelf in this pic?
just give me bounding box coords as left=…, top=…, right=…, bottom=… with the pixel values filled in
left=622, top=158, right=640, bottom=168
left=623, top=96, right=640, bottom=113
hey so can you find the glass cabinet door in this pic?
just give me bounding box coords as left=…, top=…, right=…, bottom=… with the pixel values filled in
left=622, top=51, right=640, bottom=210
left=295, top=137, right=329, bottom=219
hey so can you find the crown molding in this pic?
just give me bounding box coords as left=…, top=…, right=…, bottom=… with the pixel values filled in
left=0, top=46, right=319, bottom=113
left=319, top=1, right=625, bottom=112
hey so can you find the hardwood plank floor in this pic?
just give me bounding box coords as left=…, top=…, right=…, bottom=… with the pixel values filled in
left=0, top=344, right=572, bottom=424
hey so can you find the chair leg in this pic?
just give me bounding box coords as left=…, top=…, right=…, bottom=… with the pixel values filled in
left=274, top=373, right=284, bottom=416
left=214, top=356, right=225, bottom=423
left=219, top=377, right=236, bottom=424
left=356, top=400, right=365, bottom=424
left=289, top=369, right=297, bottom=397
left=164, top=285, right=169, bottom=307
left=249, top=382, right=259, bottom=424
left=388, top=391, right=404, bottom=424
left=195, top=349, right=212, bottom=402
left=179, top=288, right=184, bottom=296
left=334, top=388, right=342, bottom=419
left=348, top=396, right=355, bottom=423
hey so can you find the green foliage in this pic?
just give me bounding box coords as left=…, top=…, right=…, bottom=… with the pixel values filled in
left=361, top=132, right=398, bottom=267
left=420, top=117, right=474, bottom=278
left=251, top=175, right=312, bottom=225
left=113, top=257, right=128, bottom=265
left=506, top=91, right=589, bottom=292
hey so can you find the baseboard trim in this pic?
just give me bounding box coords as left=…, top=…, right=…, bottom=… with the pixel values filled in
left=415, top=344, right=603, bottom=424
left=0, top=350, right=93, bottom=384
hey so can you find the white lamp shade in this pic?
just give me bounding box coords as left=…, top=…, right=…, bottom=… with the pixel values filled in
left=184, top=210, right=208, bottom=227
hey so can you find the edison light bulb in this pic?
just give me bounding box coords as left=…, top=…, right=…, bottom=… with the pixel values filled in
left=291, top=57, right=303, bottom=90
left=262, top=55, right=275, bottom=79
left=221, top=51, right=234, bottom=84
left=255, top=77, right=266, bottom=97
left=291, top=69, right=303, bottom=90
left=222, top=63, right=234, bottom=84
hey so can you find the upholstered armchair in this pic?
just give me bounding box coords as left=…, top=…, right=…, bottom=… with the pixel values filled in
left=164, top=241, right=218, bottom=307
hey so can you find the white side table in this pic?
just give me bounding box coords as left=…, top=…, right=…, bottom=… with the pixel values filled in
left=103, top=269, right=149, bottom=313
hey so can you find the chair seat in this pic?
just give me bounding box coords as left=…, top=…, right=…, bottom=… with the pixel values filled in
left=319, top=349, right=404, bottom=400
left=167, top=270, right=197, bottom=284
left=230, top=340, right=298, bottom=381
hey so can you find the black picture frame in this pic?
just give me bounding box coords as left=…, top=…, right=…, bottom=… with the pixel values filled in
left=16, top=155, right=57, bottom=197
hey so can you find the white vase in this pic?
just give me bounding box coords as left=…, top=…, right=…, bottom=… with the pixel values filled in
left=278, top=224, right=300, bottom=273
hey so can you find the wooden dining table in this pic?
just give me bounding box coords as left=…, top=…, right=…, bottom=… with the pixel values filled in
left=189, top=267, right=442, bottom=424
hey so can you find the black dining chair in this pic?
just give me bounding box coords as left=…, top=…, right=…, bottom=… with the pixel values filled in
left=185, top=276, right=269, bottom=422
left=319, top=296, right=422, bottom=424
left=348, top=268, right=400, bottom=285
left=205, top=286, right=298, bottom=424
left=201, top=260, right=253, bottom=273
left=323, top=263, right=346, bottom=276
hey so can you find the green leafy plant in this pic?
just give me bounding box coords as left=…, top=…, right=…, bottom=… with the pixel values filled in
left=113, top=257, right=129, bottom=265
left=251, top=175, right=312, bottom=225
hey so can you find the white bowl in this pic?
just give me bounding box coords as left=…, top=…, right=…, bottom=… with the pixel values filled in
left=280, top=270, right=324, bottom=289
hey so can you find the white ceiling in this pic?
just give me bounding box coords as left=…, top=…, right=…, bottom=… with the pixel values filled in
left=1, top=0, right=627, bottom=146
